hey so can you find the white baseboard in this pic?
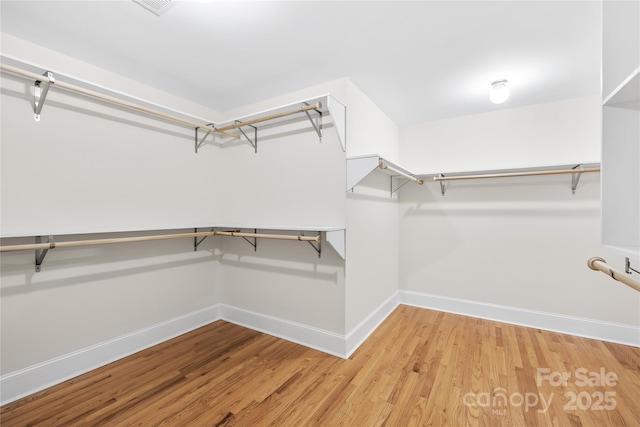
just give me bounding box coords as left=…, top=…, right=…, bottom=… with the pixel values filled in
left=0, top=305, right=221, bottom=406
left=219, top=304, right=347, bottom=359
left=0, top=297, right=399, bottom=406
left=345, top=292, right=399, bottom=358
left=5, top=292, right=635, bottom=406
left=399, top=290, right=640, bottom=347
left=218, top=294, right=401, bottom=361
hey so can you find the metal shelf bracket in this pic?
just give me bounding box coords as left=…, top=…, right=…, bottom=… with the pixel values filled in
left=390, top=176, right=411, bottom=197
left=222, top=229, right=258, bottom=251
left=35, top=235, right=54, bottom=272
left=240, top=229, right=258, bottom=252
left=626, top=257, right=639, bottom=275
left=303, top=232, right=322, bottom=258
left=571, top=164, right=584, bottom=194
left=235, top=121, right=257, bottom=153
left=34, top=71, right=55, bottom=121
left=195, top=124, right=215, bottom=153
left=303, top=102, right=323, bottom=143
left=194, top=228, right=215, bottom=251
left=438, top=174, right=446, bottom=196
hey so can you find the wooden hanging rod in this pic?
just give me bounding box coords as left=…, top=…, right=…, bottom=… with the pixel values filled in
left=216, top=102, right=322, bottom=132
left=0, top=230, right=321, bottom=253
left=379, top=162, right=424, bottom=185
left=0, top=63, right=239, bottom=139
left=588, top=257, right=640, bottom=292
left=433, top=166, right=600, bottom=182
left=216, top=230, right=321, bottom=243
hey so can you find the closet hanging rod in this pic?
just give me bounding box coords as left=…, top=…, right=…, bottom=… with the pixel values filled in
left=433, top=167, right=600, bottom=182
left=0, top=63, right=239, bottom=139
left=217, top=102, right=322, bottom=132
left=0, top=231, right=218, bottom=252
left=588, top=257, right=640, bottom=292
left=0, top=230, right=321, bottom=253
left=216, top=230, right=321, bottom=243
left=379, top=162, right=424, bottom=185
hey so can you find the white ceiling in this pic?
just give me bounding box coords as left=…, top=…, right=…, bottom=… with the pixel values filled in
left=0, top=1, right=601, bottom=125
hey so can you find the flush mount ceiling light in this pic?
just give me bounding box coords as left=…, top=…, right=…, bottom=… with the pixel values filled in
left=489, top=79, right=510, bottom=104
left=132, top=0, right=176, bottom=16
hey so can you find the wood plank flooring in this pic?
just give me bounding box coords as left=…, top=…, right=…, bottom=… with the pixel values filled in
left=2, top=305, right=639, bottom=426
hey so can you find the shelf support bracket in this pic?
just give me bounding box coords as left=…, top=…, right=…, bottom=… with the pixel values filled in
left=223, top=229, right=257, bottom=251
left=571, top=164, right=584, bottom=194
left=195, top=124, right=215, bottom=153
left=626, top=257, right=640, bottom=275
left=438, top=174, right=446, bottom=196
left=194, top=228, right=215, bottom=251
left=34, top=71, right=55, bottom=121
left=240, top=229, right=258, bottom=252
left=303, top=232, right=322, bottom=258
left=391, top=176, right=411, bottom=197
left=35, top=235, right=54, bottom=272
left=303, top=102, right=322, bottom=143
left=235, top=121, right=257, bottom=153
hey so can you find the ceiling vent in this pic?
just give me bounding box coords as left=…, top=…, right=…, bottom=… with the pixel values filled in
left=132, top=0, right=176, bottom=16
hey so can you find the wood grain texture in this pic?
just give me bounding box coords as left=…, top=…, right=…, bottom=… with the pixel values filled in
left=2, top=305, right=639, bottom=426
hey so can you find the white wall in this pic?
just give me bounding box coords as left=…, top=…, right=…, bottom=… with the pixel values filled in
left=0, top=36, right=353, bottom=386
left=345, top=81, right=400, bottom=161
left=214, top=106, right=346, bottom=228
left=345, top=81, right=400, bottom=332
left=400, top=96, right=601, bottom=174
left=210, top=77, right=402, bottom=336
left=0, top=35, right=223, bottom=375
left=399, top=97, right=640, bottom=329
left=0, top=236, right=220, bottom=374
left=1, top=34, right=222, bottom=234
left=213, top=81, right=348, bottom=334
left=346, top=172, right=399, bottom=332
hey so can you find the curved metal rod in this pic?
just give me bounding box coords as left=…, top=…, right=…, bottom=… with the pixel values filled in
left=588, top=257, right=640, bottom=292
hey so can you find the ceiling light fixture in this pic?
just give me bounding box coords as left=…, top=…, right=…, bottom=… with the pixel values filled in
left=489, top=79, right=509, bottom=104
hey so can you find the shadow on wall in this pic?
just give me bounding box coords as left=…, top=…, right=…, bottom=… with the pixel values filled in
left=0, top=236, right=222, bottom=297
left=403, top=203, right=600, bottom=218
left=1, top=83, right=194, bottom=143
left=347, top=190, right=399, bottom=203
left=397, top=173, right=601, bottom=298
left=219, top=256, right=340, bottom=284
left=217, top=236, right=343, bottom=285
left=212, top=115, right=335, bottom=152
left=402, top=174, right=600, bottom=218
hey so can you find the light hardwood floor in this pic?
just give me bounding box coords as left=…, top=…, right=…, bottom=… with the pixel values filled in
left=2, top=305, right=639, bottom=426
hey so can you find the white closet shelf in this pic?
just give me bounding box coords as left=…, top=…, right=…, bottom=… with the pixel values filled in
left=214, top=224, right=344, bottom=232
left=216, top=94, right=346, bottom=152
left=423, top=162, right=601, bottom=196
left=603, top=67, right=640, bottom=109
left=210, top=225, right=345, bottom=260
left=0, top=225, right=347, bottom=270
left=0, top=225, right=220, bottom=240
left=347, top=154, right=423, bottom=192
left=421, top=162, right=601, bottom=179
left=1, top=56, right=348, bottom=152
left=213, top=225, right=346, bottom=259
left=0, top=224, right=344, bottom=240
